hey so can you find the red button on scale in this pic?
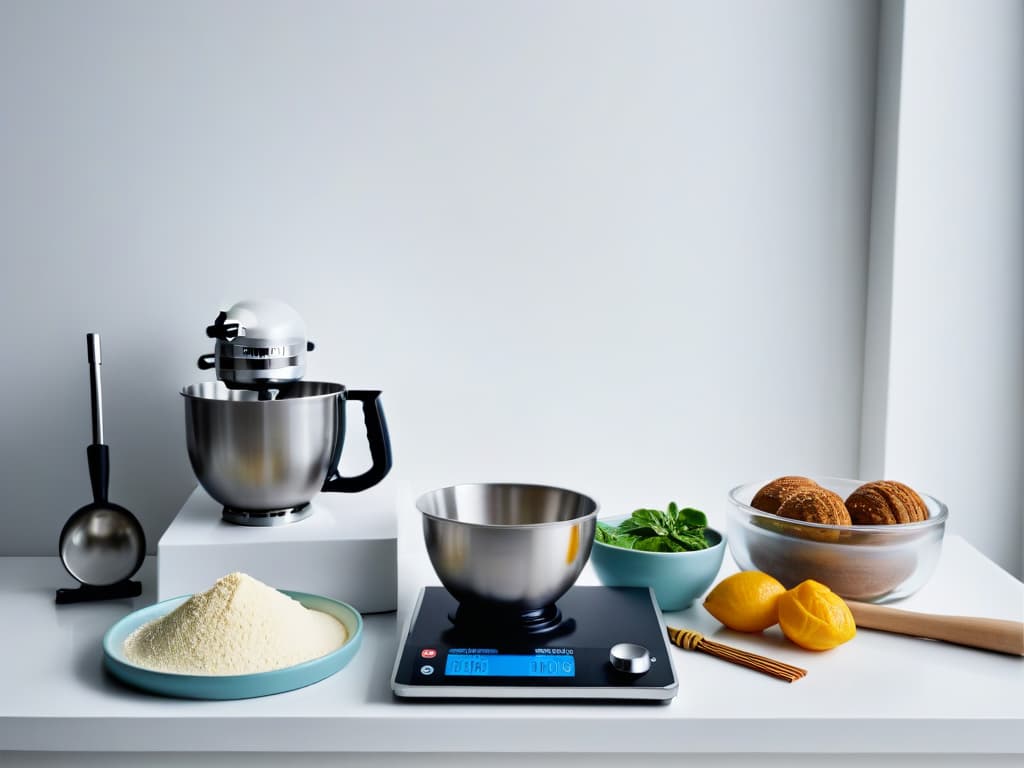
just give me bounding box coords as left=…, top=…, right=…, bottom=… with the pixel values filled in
left=420, top=648, right=438, bottom=659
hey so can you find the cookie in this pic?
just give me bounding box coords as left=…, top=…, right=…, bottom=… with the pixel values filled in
left=846, top=480, right=929, bottom=525
left=750, top=476, right=819, bottom=515
left=776, top=486, right=852, bottom=526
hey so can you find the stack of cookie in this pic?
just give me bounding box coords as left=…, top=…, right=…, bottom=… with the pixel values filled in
left=751, top=476, right=929, bottom=526
left=740, top=475, right=939, bottom=601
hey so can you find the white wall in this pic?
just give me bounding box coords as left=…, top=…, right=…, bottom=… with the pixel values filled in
left=862, top=0, right=1024, bottom=576
left=3, top=753, right=1024, bottom=768
left=2, top=1, right=877, bottom=556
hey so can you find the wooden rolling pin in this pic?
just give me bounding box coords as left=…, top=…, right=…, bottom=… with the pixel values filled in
left=847, top=601, right=1024, bottom=656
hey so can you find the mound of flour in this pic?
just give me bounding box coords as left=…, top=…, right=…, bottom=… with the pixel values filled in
left=124, top=572, right=348, bottom=675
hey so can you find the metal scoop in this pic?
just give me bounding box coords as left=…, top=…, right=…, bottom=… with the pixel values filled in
left=56, top=334, right=145, bottom=603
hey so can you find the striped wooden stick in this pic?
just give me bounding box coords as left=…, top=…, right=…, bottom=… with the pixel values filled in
left=666, top=626, right=807, bottom=683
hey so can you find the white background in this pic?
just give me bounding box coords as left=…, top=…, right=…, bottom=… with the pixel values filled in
left=0, top=0, right=1020, bottom=580
left=862, top=0, right=1024, bottom=578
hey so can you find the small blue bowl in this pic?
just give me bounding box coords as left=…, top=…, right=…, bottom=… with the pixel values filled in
left=103, top=590, right=363, bottom=699
left=589, top=516, right=726, bottom=611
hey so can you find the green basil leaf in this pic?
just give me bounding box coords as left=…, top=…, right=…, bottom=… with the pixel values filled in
left=619, top=525, right=662, bottom=539
left=677, top=507, right=708, bottom=529
left=669, top=532, right=709, bottom=551
left=595, top=522, right=642, bottom=550
left=661, top=536, right=689, bottom=552
left=623, top=509, right=669, bottom=537
left=599, top=503, right=709, bottom=552
left=633, top=536, right=677, bottom=552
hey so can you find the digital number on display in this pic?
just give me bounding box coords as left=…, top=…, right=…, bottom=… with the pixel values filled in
left=444, top=653, right=576, bottom=677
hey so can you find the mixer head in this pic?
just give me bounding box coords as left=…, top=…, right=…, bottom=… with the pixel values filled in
left=197, top=299, right=315, bottom=394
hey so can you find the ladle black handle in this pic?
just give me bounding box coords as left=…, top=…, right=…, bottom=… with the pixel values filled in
left=322, top=390, right=393, bottom=493
left=85, top=334, right=109, bottom=503
left=87, top=444, right=110, bottom=504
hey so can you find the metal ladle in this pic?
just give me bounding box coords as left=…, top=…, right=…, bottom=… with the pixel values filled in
left=56, top=334, right=145, bottom=603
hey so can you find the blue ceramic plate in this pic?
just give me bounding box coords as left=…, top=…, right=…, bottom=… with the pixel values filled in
left=103, top=590, right=363, bottom=700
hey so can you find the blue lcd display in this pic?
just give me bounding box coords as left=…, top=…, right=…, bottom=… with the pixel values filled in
left=445, top=653, right=575, bottom=677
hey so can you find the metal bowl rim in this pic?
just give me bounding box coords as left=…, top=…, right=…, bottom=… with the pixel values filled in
left=180, top=381, right=345, bottom=401
left=416, top=482, right=599, bottom=530
left=727, top=476, right=949, bottom=533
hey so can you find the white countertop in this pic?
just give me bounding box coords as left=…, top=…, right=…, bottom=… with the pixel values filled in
left=1, top=531, right=1021, bottom=754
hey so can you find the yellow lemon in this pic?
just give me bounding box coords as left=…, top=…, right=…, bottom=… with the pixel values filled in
left=703, top=571, right=786, bottom=632
left=777, top=579, right=856, bottom=651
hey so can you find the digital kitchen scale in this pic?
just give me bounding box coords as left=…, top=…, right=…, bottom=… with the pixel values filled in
left=391, top=586, right=678, bottom=701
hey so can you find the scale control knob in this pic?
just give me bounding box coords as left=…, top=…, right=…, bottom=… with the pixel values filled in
left=609, top=643, right=651, bottom=675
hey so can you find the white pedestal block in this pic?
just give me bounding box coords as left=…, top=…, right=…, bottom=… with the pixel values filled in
left=157, top=479, right=398, bottom=613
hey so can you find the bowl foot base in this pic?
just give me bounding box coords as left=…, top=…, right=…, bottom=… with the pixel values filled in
left=222, top=503, right=312, bottom=526
left=448, top=601, right=574, bottom=637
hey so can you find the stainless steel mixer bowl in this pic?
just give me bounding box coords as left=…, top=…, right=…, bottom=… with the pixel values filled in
left=182, top=381, right=342, bottom=511
left=418, top=483, right=598, bottom=611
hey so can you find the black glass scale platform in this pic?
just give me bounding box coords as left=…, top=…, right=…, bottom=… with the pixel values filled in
left=391, top=586, right=678, bottom=701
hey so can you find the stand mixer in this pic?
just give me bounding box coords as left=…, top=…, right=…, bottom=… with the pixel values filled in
left=182, top=299, right=393, bottom=526
left=196, top=299, right=314, bottom=399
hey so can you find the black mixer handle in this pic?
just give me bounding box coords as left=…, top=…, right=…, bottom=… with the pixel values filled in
left=197, top=353, right=216, bottom=370
left=321, top=389, right=393, bottom=494
left=205, top=311, right=240, bottom=341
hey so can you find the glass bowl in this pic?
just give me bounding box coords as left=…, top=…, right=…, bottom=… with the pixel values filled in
left=726, top=477, right=947, bottom=603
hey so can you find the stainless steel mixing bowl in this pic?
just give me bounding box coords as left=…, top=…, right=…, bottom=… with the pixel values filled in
left=182, top=381, right=342, bottom=512
left=418, top=483, right=598, bottom=611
